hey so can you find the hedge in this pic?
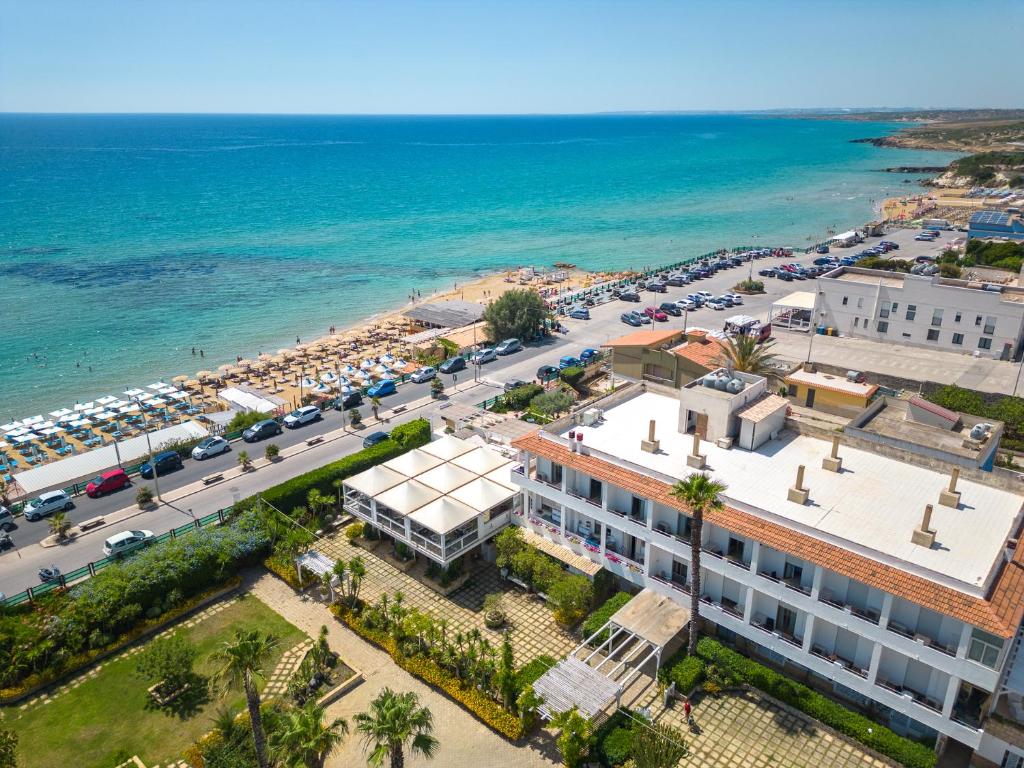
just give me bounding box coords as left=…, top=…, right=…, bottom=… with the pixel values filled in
left=695, top=638, right=936, bottom=768
left=582, top=592, right=632, bottom=645
left=592, top=709, right=631, bottom=767
left=662, top=653, right=705, bottom=695
left=332, top=604, right=524, bottom=740
left=491, top=383, right=543, bottom=413
left=514, top=654, right=555, bottom=694
left=559, top=366, right=585, bottom=387
left=236, top=418, right=431, bottom=512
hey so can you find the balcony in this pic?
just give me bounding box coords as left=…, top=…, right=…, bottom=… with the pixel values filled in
left=652, top=521, right=690, bottom=545
left=779, top=631, right=804, bottom=649
left=725, top=553, right=751, bottom=571
left=531, top=470, right=563, bottom=491
left=818, top=589, right=880, bottom=625
left=885, top=621, right=957, bottom=657
left=810, top=644, right=869, bottom=679
left=566, top=487, right=602, bottom=508
left=876, top=678, right=944, bottom=714
left=783, top=577, right=811, bottom=596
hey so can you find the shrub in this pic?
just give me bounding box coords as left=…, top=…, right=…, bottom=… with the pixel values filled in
left=531, top=388, right=575, bottom=417
left=548, top=574, right=594, bottom=626
left=600, top=726, right=632, bottom=766
left=158, top=435, right=205, bottom=459
left=438, top=338, right=460, bottom=358
left=493, top=383, right=543, bottom=413
left=483, top=289, right=549, bottom=342
left=667, top=655, right=705, bottom=694
left=235, top=418, right=431, bottom=512
left=559, top=366, right=585, bottom=388
left=225, top=410, right=269, bottom=433
left=582, top=592, right=632, bottom=645
left=344, top=522, right=364, bottom=542
left=514, top=655, right=555, bottom=695
left=264, top=443, right=280, bottom=461
left=734, top=278, right=765, bottom=293
left=134, top=632, right=197, bottom=693
left=135, top=486, right=154, bottom=508
left=695, top=638, right=936, bottom=768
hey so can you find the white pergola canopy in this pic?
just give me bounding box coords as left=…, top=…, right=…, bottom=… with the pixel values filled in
left=409, top=496, right=479, bottom=535
left=416, top=463, right=477, bottom=494
left=419, top=434, right=475, bottom=461
left=451, top=446, right=511, bottom=476
left=449, top=477, right=517, bottom=512
left=374, top=479, right=442, bottom=516
left=344, top=465, right=406, bottom=497
left=383, top=448, right=444, bottom=477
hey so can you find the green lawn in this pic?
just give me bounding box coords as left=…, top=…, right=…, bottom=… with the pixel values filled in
left=6, top=593, right=306, bottom=768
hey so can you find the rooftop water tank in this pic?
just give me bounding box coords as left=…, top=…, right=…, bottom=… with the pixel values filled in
left=715, top=375, right=729, bottom=391
left=726, top=378, right=744, bottom=394
left=703, top=374, right=718, bottom=388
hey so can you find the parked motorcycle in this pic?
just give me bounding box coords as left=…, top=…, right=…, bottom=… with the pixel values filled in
left=38, top=566, right=62, bottom=583
left=0, top=532, right=12, bottom=551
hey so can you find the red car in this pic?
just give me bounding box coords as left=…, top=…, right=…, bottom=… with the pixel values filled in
left=644, top=306, right=669, bottom=322
left=86, top=468, right=131, bottom=498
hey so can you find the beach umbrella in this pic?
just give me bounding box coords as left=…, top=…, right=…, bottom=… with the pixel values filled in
left=314, top=383, right=332, bottom=394
left=158, top=386, right=177, bottom=395
left=0, top=422, right=21, bottom=432
left=258, top=353, right=273, bottom=362
left=148, top=381, right=168, bottom=390
left=277, top=348, right=294, bottom=357
left=74, top=401, right=95, bottom=412
left=167, top=391, right=188, bottom=401
left=380, top=353, right=395, bottom=365
left=184, top=379, right=200, bottom=389
left=49, top=407, right=73, bottom=420
left=340, top=385, right=355, bottom=395
left=147, top=398, right=167, bottom=407
left=108, top=399, right=128, bottom=410
left=95, top=410, right=118, bottom=421
left=5, top=427, right=29, bottom=438
left=11, top=434, right=35, bottom=445
left=395, top=358, right=409, bottom=369
left=124, top=388, right=145, bottom=397
left=217, top=364, right=234, bottom=373
left=83, top=406, right=104, bottom=416
left=37, top=421, right=56, bottom=430
left=118, top=403, right=140, bottom=414
left=96, top=395, right=118, bottom=406
left=195, top=370, right=213, bottom=379
left=360, top=359, right=374, bottom=370
left=300, top=377, right=318, bottom=389
left=337, top=375, right=350, bottom=386
left=69, top=418, right=92, bottom=428
left=320, top=371, right=337, bottom=383
left=40, top=426, right=65, bottom=437
left=172, top=374, right=189, bottom=384
left=22, top=415, right=43, bottom=426
left=342, top=364, right=357, bottom=375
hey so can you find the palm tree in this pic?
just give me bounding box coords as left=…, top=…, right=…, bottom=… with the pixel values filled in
left=669, top=472, right=727, bottom=654
left=48, top=511, right=71, bottom=542
left=354, top=687, right=439, bottom=768
left=212, top=629, right=280, bottom=768
left=348, top=556, right=366, bottom=607
left=370, top=396, right=382, bottom=421
left=716, top=334, right=777, bottom=375
left=272, top=701, right=348, bottom=768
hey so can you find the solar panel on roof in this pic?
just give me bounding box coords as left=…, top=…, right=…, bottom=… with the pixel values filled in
left=970, top=210, right=1010, bottom=226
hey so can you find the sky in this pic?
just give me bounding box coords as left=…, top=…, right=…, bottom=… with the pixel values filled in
left=1, top=0, right=1022, bottom=114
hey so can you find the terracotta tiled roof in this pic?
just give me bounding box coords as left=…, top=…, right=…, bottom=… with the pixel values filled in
left=735, top=394, right=789, bottom=423
left=514, top=431, right=1024, bottom=637
left=908, top=396, right=960, bottom=424
left=671, top=336, right=725, bottom=370
left=601, top=329, right=682, bottom=348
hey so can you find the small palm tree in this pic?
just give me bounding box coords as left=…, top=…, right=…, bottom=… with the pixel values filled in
left=716, top=334, right=777, bottom=375
left=348, top=556, right=366, bottom=607
left=237, top=450, right=252, bottom=470
left=354, top=687, right=438, bottom=768
left=211, top=629, right=279, bottom=768
left=669, top=472, right=727, bottom=654
left=49, top=511, right=71, bottom=542
left=272, top=701, right=348, bottom=768
left=370, top=396, right=381, bottom=421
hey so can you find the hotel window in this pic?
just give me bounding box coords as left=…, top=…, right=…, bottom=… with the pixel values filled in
left=877, top=321, right=889, bottom=333
left=842, top=296, right=848, bottom=306
left=927, top=329, right=940, bottom=342
left=906, top=305, right=917, bottom=321
left=952, top=333, right=964, bottom=345
left=968, top=628, right=1004, bottom=668
left=879, top=301, right=890, bottom=318
left=984, top=316, right=996, bottom=334
left=891, top=302, right=898, bottom=314
left=856, top=297, right=864, bottom=309
left=955, top=312, right=962, bottom=323
left=976, top=315, right=983, bottom=326
left=854, top=318, right=859, bottom=328
left=979, top=338, right=992, bottom=350
left=931, top=308, right=943, bottom=327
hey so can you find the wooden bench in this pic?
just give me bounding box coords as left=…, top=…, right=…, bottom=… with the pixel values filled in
left=201, top=472, right=224, bottom=485
left=305, top=435, right=324, bottom=447
left=390, top=405, right=407, bottom=415
left=79, top=518, right=105, bottom=532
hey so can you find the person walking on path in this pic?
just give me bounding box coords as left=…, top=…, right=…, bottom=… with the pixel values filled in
left=683, top=697, right=692, bottom=722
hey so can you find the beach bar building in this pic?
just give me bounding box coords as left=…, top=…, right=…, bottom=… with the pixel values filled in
left=342, top=435, right=520, bottom=567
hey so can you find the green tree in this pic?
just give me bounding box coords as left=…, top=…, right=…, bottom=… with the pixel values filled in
left=226, top=410, right=270, bottom=433
left=715, top=335, right=777, bottom=376
left=272, top=701, right=349, bottom=768
left=348, top=556, right=367, bottom=607
left=550, top=707, right=592, bottom=768
left=669, top=472, right=727, bottom=654
left=547, top=574, right=594, bottom=626
left=354, top=687, right=439, bottom=768
left=494, top=526, right=526, bottom=570
left=482, top=288, right=549, bottom=342
left=631, top=720, right=690, bottom=768
left=497, top=631, right=517, bottom=709
left=531, top=389, right=574, bottom=417
left=135, top=632, right=198, bottom=694
left=0, top=729, right=16, bottom=768
left=517, top=685, right=543, bottom=731
left=212, top=629, right=280, bottom=768
left=371, top=396, right=381, bottom=421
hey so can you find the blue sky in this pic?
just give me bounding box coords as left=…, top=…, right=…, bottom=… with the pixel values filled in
left=2, top=0, right=1021, bottom=114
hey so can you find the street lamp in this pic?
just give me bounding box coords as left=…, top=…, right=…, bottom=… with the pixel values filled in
left=131, top=394, right=160, bottom=501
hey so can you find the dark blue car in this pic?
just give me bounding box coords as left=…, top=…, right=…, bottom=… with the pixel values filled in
left=579, top=348, right=599, bottom=363
left=367, top=379, right=396, bottom=397
left=559, top=355, right=582, bottom=369
left=140, top=450, right=183, bottom=479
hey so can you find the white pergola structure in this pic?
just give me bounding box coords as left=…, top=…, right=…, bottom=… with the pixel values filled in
left=294, top=550, right=340, bottom=600
left=768, top=290, right=817, bottom=331
left=342, top=435, right=521, bottom=567
left=533, top=589, right=691, bottom=720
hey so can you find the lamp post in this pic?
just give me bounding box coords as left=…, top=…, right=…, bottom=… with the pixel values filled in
left=131, top=394, right=160, bottom=501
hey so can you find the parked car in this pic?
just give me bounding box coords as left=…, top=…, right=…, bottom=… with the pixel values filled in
left=914, top=234, right=936, bottom=241
left=439, top=356, right=466, bottom=374
left=335, top=390, right=363, bottom=410
left=619, top=291, right=641, bottom=302
left=495, top=338, right=523, bottom=355
left=716, top=295, right=734, bottom=307
left=192, top=436, right=231, bottom=460
left=647, top=282, right=667, bottom=293
left=659, top=302, right=682, bottom=316
left=0, top=506, right=14, bottom=532
left=666, top=274, right=689, bottom=287
left=644, top=306, right=668, bottom=322
left=707, top=299, right=727, bottom=310
left=139, top=450, right=184, bottom=478
left=675, top=299, right=697, bottom=310
left=410, top=366, right=436, bottom=383
left=241, top=419, right=283, bottom=443
left=816, top=244, right=830, bottom=254
left=568, top=307, right=590, bottom=320
left=362, top=431, right=390, bottom=448
left=621, top=312, right=643, bottom=327
left=470, top=348, right=498, bottom=365
left=537, top=364, right=559, bottom=380
left=724, top=293, right=743, bottom=305
left=24, top=490, right=74, bottom=521
left=503, top=379, right=529, bottom=392
left=776, top=271, right=793, bottom=281
left=103, top=529, right=155, bottom=558
left=86, top=468, right=132, bottom=497
left=695, top=291, right=713, bottom=300
left=367, top=379, right=397, bottom=397
left=812, top=257, right=834, bottom=266
left=559, top=355, right=582, bottom=369
left=579, top=348, right=600, bottom=363
left=38, top=566, right=61, bottom=583
left=284, top=405, right=322, bottom=428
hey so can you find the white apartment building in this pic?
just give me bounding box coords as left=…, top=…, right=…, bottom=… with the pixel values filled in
left=815, top=266, right=1024, bottom=361
left=510, top=374, right=1024, bottom=765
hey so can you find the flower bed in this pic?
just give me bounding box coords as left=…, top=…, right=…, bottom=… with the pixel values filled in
left=581, top=592, right=632, bottom=645
left=331, top=604, right=524, bottom=740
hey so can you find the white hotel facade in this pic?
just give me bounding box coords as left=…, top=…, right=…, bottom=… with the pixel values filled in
left=509, top=373, right=1024, bottom=766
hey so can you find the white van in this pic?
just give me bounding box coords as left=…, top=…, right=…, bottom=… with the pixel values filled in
left=103, top=529, right=155, bottom=557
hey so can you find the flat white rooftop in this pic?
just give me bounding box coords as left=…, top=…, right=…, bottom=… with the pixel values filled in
left=561, top=391, right=1024, bottom=594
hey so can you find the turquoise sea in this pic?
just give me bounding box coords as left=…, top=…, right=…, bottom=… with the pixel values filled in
left=0, top=114, right=958, bottom=419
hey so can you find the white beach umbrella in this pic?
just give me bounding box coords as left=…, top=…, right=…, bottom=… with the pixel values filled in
left=108, top=399, right=128, bottom=410
left=373, top=363, right=389, bottom=374
left=337, top=375, right=350, bottom=386
left=118, top=404, right=140, bottom=414
left=95, top=410, right=118, bottom=421
left=124, top=388, right=145, bottom=397
left=148, top=381, right=168, bottom=391
left=22, top=415, right=43, bottom=426
left=320, top=371, right=337, bottom=383
left=167, top=391, right=188, bottom=401
left=12, top=434, right=35, bottom=445
left=69, top=418, right=92, bottom=428
left=147, top=398, right=167, bottom=407
left=55, top=412, right=78, bottom=424
left=36, top=421, right=56, bottom=430
left=5, top=428, right=29, bottom=438
left=380, top=353, right=395, bottom=364
left=49, top=408, right=73, bottom=419
left=395, top=358, right=409, bottom=368
left=342, top=364, right=357, bottom=375
left=360, top=359, right=374, bottom=370
left=0, top=422, right=21, bottom=432
left=300, top=377, right=318, bottom=389
left=314, top=383, right=332, bottom=394
left=83, top=406, right=103, bottom=416
left=340, top=385, right=355, bottom=395
left=74, top=402, right=95, bottom=412
left=96, top=395, right=117, bottom=406
left=40, top=426, right=65, bottom=437
left=158, top=386, right=177, bottom=395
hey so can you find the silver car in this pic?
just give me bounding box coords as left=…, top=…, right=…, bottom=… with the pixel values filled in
left=410, top=366, right=436, bottom=383
left=191, top=436, right=230, bottom=460
left=24, top=490, right=74, bottom=521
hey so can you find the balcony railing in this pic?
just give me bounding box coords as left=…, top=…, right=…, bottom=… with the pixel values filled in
left=532, top=472, right=562, bottom=491
left=886, top=620, right=915, bottom=639
left=784, top=578, right=812, bottom=596
left=701, top=546, right=724, bottom=560
left=410, top=532, right=442, bottom=557
left=818, top=591, right=881, bottom=624
left=849, top=605, right=881, bottom=625
left=444, top=528, right=479, bottom=559
left=726, top=555, right=750, bottom=570
left=779, top=632, right=803, bottom=649
left=811, top=645, right=868, bottom=678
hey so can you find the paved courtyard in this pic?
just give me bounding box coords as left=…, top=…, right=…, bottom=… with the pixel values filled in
left=313, top=529, right=578, bottom=663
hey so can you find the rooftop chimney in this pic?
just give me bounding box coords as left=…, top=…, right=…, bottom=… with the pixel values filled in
left=568, top=429, right=577, bottom=453
left=686, top=431, right=706, bottom=469
left=788, top=464, right=809, bottom=505
left=911, top=504, right=937, bottom=548
left=641, top=418, right=660, bottom=454
left=939, top=467, right=961, bottom=508
left=822, top=434, right=843, bottom=473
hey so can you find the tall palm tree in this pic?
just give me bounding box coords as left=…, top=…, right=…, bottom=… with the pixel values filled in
left=669, top=472, right=727, bottom=654
left=716, top=334, right=777, bottom=375
left=272, top=701, right=348, bottom=768
left=354, top=687, right=439, bottom=768
left=212, top=629, right=279, bottom=768
left=48, top=511, right=71, bottom=542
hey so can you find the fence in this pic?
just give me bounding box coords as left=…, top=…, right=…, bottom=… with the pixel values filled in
left=1, top=506, right=234, bottom=608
